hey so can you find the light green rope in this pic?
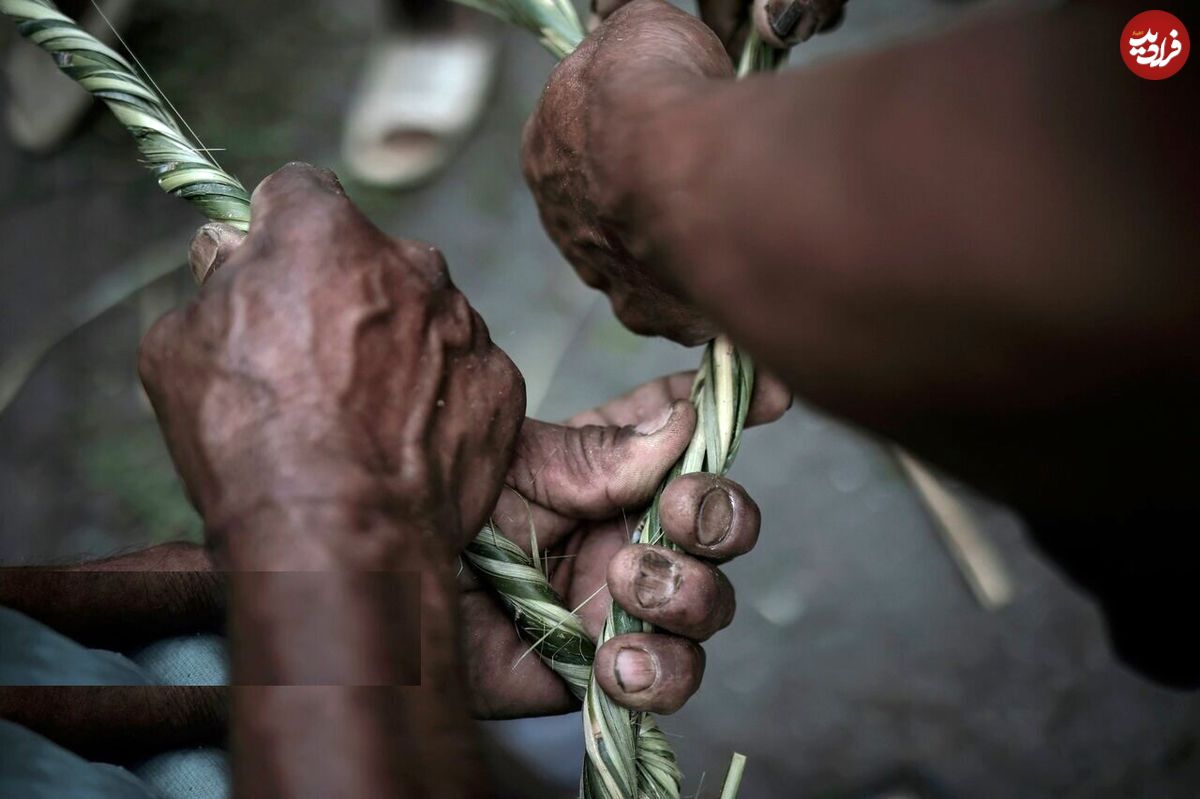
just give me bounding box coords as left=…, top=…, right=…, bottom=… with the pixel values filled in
left=466, top=334, right=757, bottom=799
left=582, top=338, right=754, bottom=799
left=465, top=528, right=596, bottom=696
left=453, top=0, right=585, bottom=59
left=0, top=0, right=251, bottom=230
left=453, top=4, right=785, bottom=796
left=3, top=1, right=780, bottom=795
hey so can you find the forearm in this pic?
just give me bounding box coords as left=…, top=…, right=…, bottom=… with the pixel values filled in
left=611, top=2, right=1200, bottom=516
left=0, top=543, right=223, bottom=647
left=0, top=687, right=227, bottom=763
left=219, top=502, right=488, bottom=799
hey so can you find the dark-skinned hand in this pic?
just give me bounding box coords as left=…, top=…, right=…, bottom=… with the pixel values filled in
left=462, top=370, right=790, bottom=717
left=593, top=0, right=847, bottom=60
left=140, top=162, right=525, bottom=564
left=523, top=0, right=739, bottom=345
left=177, top=164, right=792, bottom=719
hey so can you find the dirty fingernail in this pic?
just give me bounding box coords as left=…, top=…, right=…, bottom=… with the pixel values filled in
left=615, top=647, right=657, bottom=693
left=188, top=227, right=221, bottom=284
left=634, top=550, right=680, bottom=608
left=768, top=0, right=805, bottom=39
left=698, top=487, right=734, bottom=546
left=189, top=223, right=245, bottom=285
left=635, top=403, right=675, bottom=436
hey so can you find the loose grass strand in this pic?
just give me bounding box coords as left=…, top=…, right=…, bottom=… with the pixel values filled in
left=451, top=5, right=783, bottom=797
left=2, top=2, right=779, bottom=796
left=0, top=0, right=251, bottom=229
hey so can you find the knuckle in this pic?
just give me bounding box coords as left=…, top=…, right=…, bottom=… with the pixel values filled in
left=710, top=568, right=736, bottom=631
left=680, top=564, right=729, bottom=638
left=653, top=641, right=705, bottom=714
left=566, top=424, right=618, bottom=483
left=137, top=312, right=175, bottom=386
left=752, top=376, right=793, bottom=423
left=251, top=163, right=352, bottom=229
left=395, top=238, right=451, bottom=288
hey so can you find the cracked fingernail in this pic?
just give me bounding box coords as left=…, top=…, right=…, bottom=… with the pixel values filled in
left=634, top=550, right=680, bottom=608
left=698, top=487, right=734, bottom=546
left=615, top=647, right=657, bottom=693
left=768, top=0, right=805, bottom=40
left=635, top=403, right=675, bottom=436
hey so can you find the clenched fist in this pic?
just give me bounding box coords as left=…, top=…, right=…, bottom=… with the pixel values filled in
left=523, top=0, right=734, bottom=345
left=138, top=163, right=525, bottom=560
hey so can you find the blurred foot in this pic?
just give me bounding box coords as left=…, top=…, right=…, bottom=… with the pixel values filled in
left=341, top=23, right=500, bottom=188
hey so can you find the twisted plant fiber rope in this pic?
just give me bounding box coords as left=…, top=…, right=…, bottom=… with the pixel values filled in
left=465, top=338, right=756, bottom=799
left=454, top=0, right=585, bottom=59
left=3, top=0, right=776, bottom=794
left=0, top=0, right=251, bottom=229
left=456, top=3, right=784, bottom=795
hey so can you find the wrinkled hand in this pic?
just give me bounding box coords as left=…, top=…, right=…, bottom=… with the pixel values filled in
left=139, top=163, right=525, bottom=556
left=523, top=0, right=732, bottom=345
left=463, top=372, right=791, bottom=717
left=525, top=0, right=846, bottom=345
left=595, top=0, right=846, bottom=56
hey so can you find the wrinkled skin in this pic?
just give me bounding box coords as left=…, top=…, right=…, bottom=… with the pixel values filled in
left=140, top=163, right=524, bottom=560
left=593, top=0, right=848, bottom=63
left=0, top=371, right=788, bottom=745
left=1, top=160, right=790, bottom=786
left=158, top=164, right=792, bottom=719
left=526, top=0, right=1200, bottom=694
left=522, top=0, right=734, bottom=345
left=525, top=0, right=846, bottom=345
left=463, top=371, right=790, bottom=716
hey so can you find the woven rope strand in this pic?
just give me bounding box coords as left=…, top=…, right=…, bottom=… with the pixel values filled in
left=0, top=0, right=251, bottom=229
left=3, top=2, right=776, bottom=795
left=443, top=2, right=779, bottom=794
left=446, top=4, right=781, bottom=795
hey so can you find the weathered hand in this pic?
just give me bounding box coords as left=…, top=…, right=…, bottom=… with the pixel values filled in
left=463, top=372, right=791, bottom=717
left=139, top=162, right=525, bottom=559
left=595, top=0, right=847, bottom=56
left=523, top=0, right=733, bottom=345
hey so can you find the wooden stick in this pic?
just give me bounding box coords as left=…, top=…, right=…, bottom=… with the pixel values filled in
left=894, top=447, right=1015, bottom=610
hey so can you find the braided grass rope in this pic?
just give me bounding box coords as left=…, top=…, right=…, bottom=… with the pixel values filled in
left=582, top=338, right=753, bottom=799
left=466, top=526, right=596, bottom=697
left=455, top=4, right=784, bottom=795
left=465, top=335, right=756, bottom=799
left=2, top=1, right=777, bottom=795
left=0, top=0, right=251, bottom=229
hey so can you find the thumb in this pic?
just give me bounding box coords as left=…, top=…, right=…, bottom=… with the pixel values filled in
left=189, top=222, right=246, bottom=285
left=508, top=400, right=696, bottom=518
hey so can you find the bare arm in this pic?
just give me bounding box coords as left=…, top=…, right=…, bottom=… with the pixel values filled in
left=216, top=504, right=483, bottom=798
left=136, top=163, right=525, bottom=797
left=0, top=543, right=221, bottom=648
left=524, top=0, right=1200, bottom=522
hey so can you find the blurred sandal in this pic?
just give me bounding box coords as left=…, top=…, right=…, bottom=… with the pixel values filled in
left=340, top=30, right=500, bottom=189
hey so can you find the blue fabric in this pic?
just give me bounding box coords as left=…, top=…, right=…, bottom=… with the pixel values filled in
left=130, top=635, right=229, bottom=687
left=0, top=608, right=232, bottom=799
left=0, top=606, right=155, bottom=686
left=0, top=607, right=230, bottom=688
left=133, top=748, right=230, bottom=799
left=0, top=719, right=159, bottom=799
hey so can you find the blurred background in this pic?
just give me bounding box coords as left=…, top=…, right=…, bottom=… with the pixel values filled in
left=2, top=0, right=1199, bottom=796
